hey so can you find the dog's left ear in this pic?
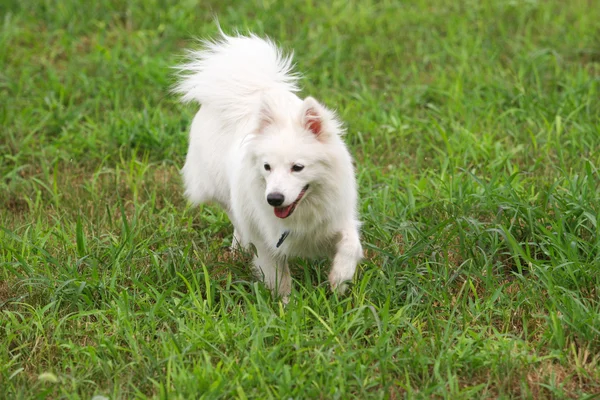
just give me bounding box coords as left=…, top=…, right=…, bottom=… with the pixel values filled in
left=301, top=97, right=341, bottom=141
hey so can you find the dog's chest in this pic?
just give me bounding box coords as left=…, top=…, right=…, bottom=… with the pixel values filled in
left=277, top=229, right=339, bottom=259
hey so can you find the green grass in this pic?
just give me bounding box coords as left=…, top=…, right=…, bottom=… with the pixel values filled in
left=1, top=0, right=599, bottom=398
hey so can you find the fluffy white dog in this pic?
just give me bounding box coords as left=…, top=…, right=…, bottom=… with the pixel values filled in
left=175, top=32, right=362, bottom=299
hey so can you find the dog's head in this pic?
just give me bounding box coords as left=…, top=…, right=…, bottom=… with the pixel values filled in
left=250, top=96, right=343, bottom=219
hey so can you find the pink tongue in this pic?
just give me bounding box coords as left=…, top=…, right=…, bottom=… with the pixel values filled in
left=274, top=205, right=293, bottom=219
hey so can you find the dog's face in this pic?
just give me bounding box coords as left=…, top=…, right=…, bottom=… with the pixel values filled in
left=260, top=150, right=313, bottom=219
left=252, top=97, right=341, bottom=219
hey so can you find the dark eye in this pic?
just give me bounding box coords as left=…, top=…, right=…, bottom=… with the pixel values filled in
left=291, top=164, right=304, bottom=172
left=264, top=163, right=271, bottom=171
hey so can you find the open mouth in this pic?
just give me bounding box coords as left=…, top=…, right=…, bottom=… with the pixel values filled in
left=274, top=185, right=309, bottom=219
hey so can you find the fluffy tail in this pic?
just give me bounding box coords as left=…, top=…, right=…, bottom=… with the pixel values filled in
left=173, top=32, right=299, bottom=122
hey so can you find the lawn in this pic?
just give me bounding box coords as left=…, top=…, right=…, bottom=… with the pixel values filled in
left=1, top=0, right=599, bottom=398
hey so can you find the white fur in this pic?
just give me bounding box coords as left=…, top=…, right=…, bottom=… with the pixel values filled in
left=174, top=33, right=363, bottom=299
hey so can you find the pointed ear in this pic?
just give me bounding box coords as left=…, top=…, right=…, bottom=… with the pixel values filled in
left=256, top=100, right=275, bottom=133
left=302, top=97, right=328, bottom=137
left=300, top=97, right=342, bottom=141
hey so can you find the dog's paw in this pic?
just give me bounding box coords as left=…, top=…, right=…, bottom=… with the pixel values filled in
left=328, top=270, right=353, bottom=295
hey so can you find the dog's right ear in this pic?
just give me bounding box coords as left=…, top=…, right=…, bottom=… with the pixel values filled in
left=256, top=102, right=274, bottom=133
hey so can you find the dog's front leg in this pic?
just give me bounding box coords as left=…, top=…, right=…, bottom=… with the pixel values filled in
left=253, top=244, right=291, bottom=301
left=231, top=228, right=243, bottom=251
left=329, top=227, right=363, bottom=294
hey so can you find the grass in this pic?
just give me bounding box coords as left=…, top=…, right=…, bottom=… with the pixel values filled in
left=1, top=0, right=599, bottom=398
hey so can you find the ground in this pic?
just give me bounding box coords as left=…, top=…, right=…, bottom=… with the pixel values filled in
left=1, top=0, right=599, bottom=398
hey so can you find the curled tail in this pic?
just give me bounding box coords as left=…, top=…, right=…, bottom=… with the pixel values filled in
left=173, top=32, right=299, bottom=123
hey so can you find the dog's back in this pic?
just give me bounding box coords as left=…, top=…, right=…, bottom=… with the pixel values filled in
left=174, top=33, right=298, bottom=127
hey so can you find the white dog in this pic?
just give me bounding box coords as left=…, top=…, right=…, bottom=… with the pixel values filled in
left=174, top=32, right=362, bottom=299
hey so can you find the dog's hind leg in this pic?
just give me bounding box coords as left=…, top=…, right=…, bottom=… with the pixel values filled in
left=253, top=245, right=291, bottom=302
left=329, top=226, right=363, bottom=294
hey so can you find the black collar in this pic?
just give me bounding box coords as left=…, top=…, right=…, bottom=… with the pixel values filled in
left=276, top=230, right=290, bottom=248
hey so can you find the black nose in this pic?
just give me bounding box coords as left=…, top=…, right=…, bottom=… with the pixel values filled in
left=267, top=192, right=285, bottom=207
